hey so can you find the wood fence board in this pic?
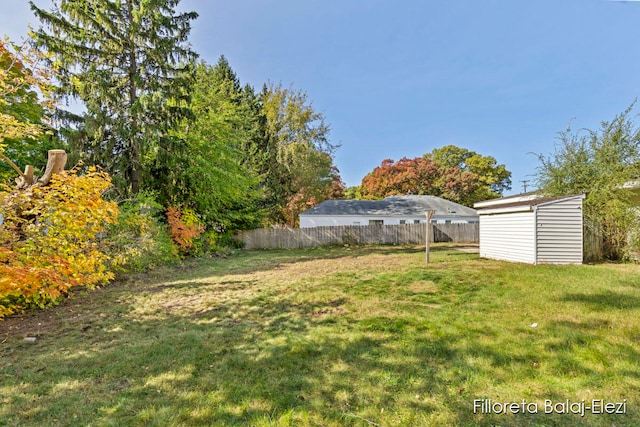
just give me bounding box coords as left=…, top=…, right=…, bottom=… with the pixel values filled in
left=237, top=223, right=479, bottom=250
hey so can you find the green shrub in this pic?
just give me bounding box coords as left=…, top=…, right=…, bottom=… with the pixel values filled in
left=217, top=232, right=245, bottom=249
left=104, top=192, right=179, bottom=273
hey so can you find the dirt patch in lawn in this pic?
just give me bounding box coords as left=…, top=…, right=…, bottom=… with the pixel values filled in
left=408, top=280, right=438, bottom=293
left=270, top=253, right=415, bottom=276
left=0, top=282, right=127, bottom=340
left=449, top=244, right=479, bottom=254
left=127, top=252, right=418, bottom=319
left=0, top=246, right=423, bottom=336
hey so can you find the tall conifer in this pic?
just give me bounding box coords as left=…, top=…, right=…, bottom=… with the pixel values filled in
left=29, top=0, right=198, bottom=194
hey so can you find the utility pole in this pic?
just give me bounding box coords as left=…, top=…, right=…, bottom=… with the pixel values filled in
left=520, top=180, right=529, bottom=193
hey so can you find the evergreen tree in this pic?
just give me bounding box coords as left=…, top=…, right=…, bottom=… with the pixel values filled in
left=29, top=0, right=198, bottom=195
left=209, top=55, right=241, bottom=95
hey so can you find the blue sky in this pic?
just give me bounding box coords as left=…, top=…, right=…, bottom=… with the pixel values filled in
left=3, top=0, right=640, bottom=195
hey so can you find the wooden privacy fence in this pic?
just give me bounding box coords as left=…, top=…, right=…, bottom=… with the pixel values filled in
left=236, top=223, right=479, bottom=250
left=583, top=219, right=604, bottom=263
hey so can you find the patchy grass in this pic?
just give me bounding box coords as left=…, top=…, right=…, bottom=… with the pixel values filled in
left=1, top=244, right=639, bottom=426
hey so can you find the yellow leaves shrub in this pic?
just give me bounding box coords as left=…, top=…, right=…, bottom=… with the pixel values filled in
left=0, top=167, right=118, bottom=317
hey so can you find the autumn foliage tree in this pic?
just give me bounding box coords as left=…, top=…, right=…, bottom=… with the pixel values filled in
left=0, top=38, right=60, bottom=182
left=427, top=145, right=511, bottom=204
left=362, top=157, right=440, bottom=198
left=261, top=83, right=343, bottom=226
left=0, top=166, right=118, bottom=317
left=360, top=146, right=511, bottom=206
left=166, top=205, right=204, bottom=254
left=361, top=156, right=478, bottom=203
left=281, top=149, right=344, bottom=227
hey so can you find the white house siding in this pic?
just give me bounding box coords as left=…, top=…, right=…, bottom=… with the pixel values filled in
left=535, top=198, right=583, bottom=264
left=300, top=216, right=428, bottom=228
left=300, top=215, right=366, bottom=228
left=479, top=211, right=536, bottom=264
left=300, top=215, right=477, bottom=228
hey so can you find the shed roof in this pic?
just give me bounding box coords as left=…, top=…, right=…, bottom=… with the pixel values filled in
left=475, top=194, right=585, bottom=215
left=473, top=191, right=540, bottom=209
left=300, top=195, right=478, bottom=217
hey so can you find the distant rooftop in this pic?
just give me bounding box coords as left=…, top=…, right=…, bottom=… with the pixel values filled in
left=300, top=195, right=478, bottom=217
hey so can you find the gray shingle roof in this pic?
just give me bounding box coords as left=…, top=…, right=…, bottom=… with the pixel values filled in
left=300, top=195, right=478, bottom=217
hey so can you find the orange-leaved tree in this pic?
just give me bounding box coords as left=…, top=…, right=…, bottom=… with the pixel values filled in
left=0, top=167, right=118, bottom=317
left=166, top=206, right=204, bottom=254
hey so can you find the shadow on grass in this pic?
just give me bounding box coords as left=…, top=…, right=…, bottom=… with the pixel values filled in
left=2, top=286, right=638, bottom=427
left=122, top=244, right=475, bottom=297
left=560, top=292, right=640, bottom=310
left=151, top=245, right=428, bottom=279
left=1, top=246, right=638, bottom=426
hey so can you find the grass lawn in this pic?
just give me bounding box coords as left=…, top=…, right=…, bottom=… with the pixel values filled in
left=1, top=244, right=639, bottom=426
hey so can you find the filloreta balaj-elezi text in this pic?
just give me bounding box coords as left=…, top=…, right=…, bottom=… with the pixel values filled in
left=473, top=399, right=627, bottom=417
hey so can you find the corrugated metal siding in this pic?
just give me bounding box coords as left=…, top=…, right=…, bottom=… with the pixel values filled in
left=536, top=198, right=583, bottom=264
left=479, top=212, right=536, bottom=263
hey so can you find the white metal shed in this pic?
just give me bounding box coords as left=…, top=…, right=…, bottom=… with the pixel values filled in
left=474, top=194, right=585, bottom=265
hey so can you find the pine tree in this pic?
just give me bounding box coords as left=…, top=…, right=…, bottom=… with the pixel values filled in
left=29, top=0, right=198, bottom=195
left=209, top=55, right=241, bottom=95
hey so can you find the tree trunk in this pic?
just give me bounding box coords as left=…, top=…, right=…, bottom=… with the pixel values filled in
left=14, top=165, right=37, bottom=189
left=37, top=149, right=67, bottom=186
left=126, top=0, right=140, bottom=195
left=12, top=150, right=66, bottom=189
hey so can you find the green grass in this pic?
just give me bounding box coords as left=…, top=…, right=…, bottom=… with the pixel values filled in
left=1, top=244, right=639, bottom=426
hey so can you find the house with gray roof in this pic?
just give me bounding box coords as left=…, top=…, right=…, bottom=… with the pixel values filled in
left=299, top=195, right=478, bottom=228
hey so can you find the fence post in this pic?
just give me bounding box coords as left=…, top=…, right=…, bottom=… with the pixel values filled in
left=425, top=210, right=435, bottom=264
